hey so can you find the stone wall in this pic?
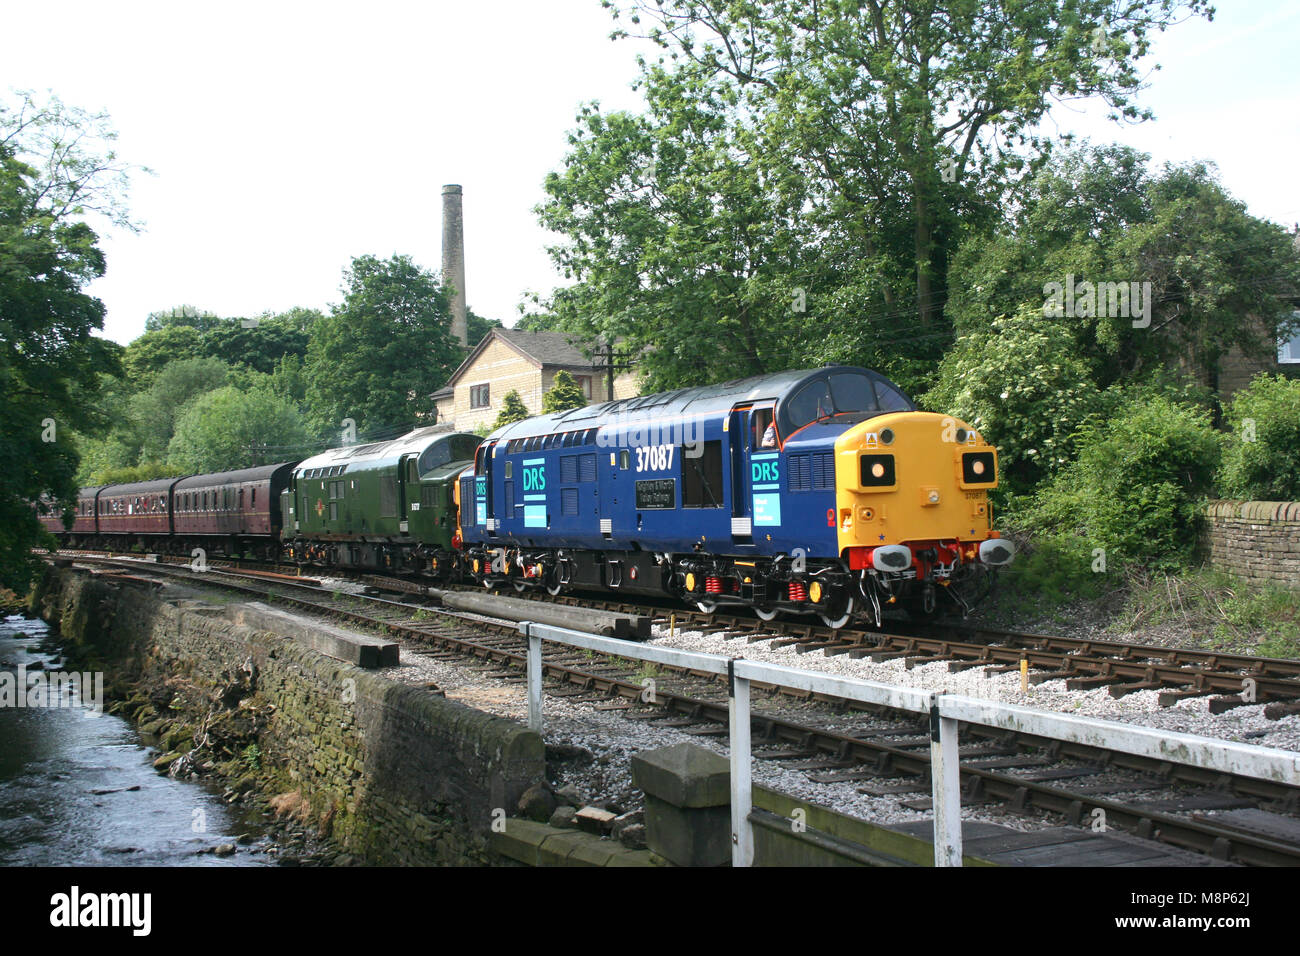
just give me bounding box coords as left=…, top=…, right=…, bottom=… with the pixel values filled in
left=1202, top=501, right=1300, bottom=589
left=31, top=567, right=544, bottom=865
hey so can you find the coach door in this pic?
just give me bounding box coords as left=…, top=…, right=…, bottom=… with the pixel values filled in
left=399, top=454, right=418, bottom=533
left=728, top=407, right=753, bottom=541
left=729, top=403, right=779, bottom=543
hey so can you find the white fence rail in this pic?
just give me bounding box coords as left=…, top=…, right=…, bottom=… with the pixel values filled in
left=518, top=622, right=1300, bottom=867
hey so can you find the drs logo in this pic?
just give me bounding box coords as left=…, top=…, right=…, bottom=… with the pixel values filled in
left=752, top=460, right=780, bottom=483
left=523, top=465, right=546, bottom=492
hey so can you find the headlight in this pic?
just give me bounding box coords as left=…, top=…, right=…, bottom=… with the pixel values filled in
left=859, top=454, right=896, bottom=488
left=961, top=451, right=996, bottom=485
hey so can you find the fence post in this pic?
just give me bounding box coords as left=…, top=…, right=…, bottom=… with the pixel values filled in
left=526, top=623, right=542, bottom=733
left=729, top=659, right=754, bottom=867
left=930, top=701, right=962, bottom=866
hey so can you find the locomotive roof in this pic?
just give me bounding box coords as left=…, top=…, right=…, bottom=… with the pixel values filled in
left=486, top=366, right=906, bottom=441
left=294, top=425, right=471, bottom=472
left=174, top=462, right=296, bottom=490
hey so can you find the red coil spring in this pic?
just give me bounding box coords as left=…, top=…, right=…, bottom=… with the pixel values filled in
left=705, top=576, right=722, bottom=594
left=788, top=581, right=808, bottom=602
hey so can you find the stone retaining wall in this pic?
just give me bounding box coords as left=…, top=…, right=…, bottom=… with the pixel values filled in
left=1202, top=501, right=1300, bottom=589
left=30, top=566, right=544, bottom=865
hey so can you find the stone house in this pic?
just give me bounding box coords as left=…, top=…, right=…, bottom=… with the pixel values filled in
left=432, top=328, right=639, bottom=431
left=1201, top=302, right=1300, bottom=403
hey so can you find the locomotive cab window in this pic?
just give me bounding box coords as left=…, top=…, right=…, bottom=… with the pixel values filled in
left=682, top=440, right=724, bottom=508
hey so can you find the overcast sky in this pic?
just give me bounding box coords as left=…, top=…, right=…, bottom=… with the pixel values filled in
left=5, top=0, right=1298, bottom=346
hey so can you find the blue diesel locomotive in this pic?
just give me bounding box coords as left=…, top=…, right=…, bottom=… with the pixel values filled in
left=458, top=365, right=1014, bottom=627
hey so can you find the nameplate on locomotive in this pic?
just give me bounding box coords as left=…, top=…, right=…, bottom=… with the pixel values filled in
left=635, top=478, right=676, bottom=510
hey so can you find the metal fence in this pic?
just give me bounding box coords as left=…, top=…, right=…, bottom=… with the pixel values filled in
left=519, top=621, right=1300, bottom=867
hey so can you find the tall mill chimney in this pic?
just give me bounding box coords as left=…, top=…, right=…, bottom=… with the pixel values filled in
left=441, top=184, right=468, bottom=348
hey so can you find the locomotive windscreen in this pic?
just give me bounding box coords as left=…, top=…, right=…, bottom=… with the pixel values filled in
left=782, top=370, right=914, bottom=433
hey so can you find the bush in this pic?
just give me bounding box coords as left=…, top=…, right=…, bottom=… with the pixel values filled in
left=1024, top=394, right=1220, bottom=568
left=920, top=309, right=1103, bottom=494
left=1219, top=374, right=1300, bottom=501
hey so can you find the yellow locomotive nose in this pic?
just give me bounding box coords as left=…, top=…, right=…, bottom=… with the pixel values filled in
left=833, top=412, right=999, bottom=564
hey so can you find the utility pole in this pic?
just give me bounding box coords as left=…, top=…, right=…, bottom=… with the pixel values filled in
left=597, top=341, right=635, bottom=401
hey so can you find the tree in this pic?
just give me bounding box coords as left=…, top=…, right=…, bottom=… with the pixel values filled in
left=144, top=304, right=222, bottom=333
left=949, top=146, right=1300, bottom=396
left=122, top=323, right=205, bottom=384
left=493, top=390, right=530, bottom=429
left=1219, top=375, right=1300, bottom=502
left=129, top=357, right=231, bottom=462
left=304, top=255, right=460, bottom=439
left=199, top=308, right=319, bottom=374
left=542, top=370, right=588, bottom=414
left=465, top=308, right=502, bottom=350
left=0, top=90, right=138, bottom=592
left=167, top=386, right=309, bottom=472
left=581, top=0, right=1211, bottom=336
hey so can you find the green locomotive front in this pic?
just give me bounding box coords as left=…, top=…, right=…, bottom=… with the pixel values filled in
left=281, top=426, right=479, bottom=575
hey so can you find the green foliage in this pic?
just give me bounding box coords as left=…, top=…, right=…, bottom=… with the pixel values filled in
left=1024, top=395, right=1221, bottom=568
left=539, top=1, right=1211, bottom=392
left=241, top=743, right=262, bottom=773
left=0, top=91, right=132, bottom=592
left=465, top=308, right=502, bottom=350
left=948, top=144, right=1300, bottom=389
left=1219, top=374, right=1300, bottom=501
left=493, top=390, right=530, bottom=429
left=129, top=357, right=231, bottom=462
left=304, top=254, right=460, bottom=438
left=122, top=324, right=204, bottom=385
left=542, top=370, right=587, bottom=414
left=167, top=386, right=309, bottom=472
left=1113, top=568, right=1300, bottom=658
left=998, top=534, right=1109, bottom=605
left=921, top=310, right=1103, bottom=493
left=88, top=461, right=181, bottom=485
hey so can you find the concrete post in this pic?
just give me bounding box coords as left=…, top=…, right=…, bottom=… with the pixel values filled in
left=630, top=742, right=732, bottom=866
left=442, top=184, right=468, bottom=348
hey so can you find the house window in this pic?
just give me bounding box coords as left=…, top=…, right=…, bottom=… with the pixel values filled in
left=574, top=375, right=593, bottom=399
left=470, top=384, right=491, bottom=408
left=1279, top=311, right=1300, bottom=364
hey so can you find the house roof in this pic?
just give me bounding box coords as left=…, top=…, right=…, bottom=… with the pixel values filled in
left=443, top=328, right=598, bottom=388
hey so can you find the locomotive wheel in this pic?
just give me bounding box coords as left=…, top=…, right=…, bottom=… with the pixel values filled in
left=695, top=598, right=718, bottom=614
left=819, top=595, right=854, bottom=630
left=545, top=581, right=563, bottom=596
left=513, top=580, right=528, bottom=593
left=754, top=605, right=779, bottom=622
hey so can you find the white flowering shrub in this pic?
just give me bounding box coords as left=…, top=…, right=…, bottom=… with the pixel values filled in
left=921, top=309, right=1102, bottom=493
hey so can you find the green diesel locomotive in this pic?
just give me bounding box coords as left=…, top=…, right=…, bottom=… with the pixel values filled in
left=280, top=427, right=480, bottom=575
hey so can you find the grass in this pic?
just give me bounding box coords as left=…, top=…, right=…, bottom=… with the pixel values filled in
left=1112, top=567, right=1300, bottom=658
left=976, top=552, right=1300, bottom=659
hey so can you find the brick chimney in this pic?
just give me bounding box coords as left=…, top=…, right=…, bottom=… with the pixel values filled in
left=442, top=184, right=468, bottom=348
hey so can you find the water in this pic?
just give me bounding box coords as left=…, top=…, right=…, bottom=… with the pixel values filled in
left=0, top=613, right=269, bottom=866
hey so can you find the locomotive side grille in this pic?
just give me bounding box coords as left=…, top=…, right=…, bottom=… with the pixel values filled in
left=560, top=455, right=579, bottom=484
left=561, top=487, right=579, bottom=515
left=579, top=453, right=597, bottom=482
left=811, top=452, right=835, bottom=490
left=789, top=454, right=811, bottom=491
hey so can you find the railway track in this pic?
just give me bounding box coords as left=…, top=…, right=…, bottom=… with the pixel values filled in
left=52, top=552, right=1300, bottom=866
